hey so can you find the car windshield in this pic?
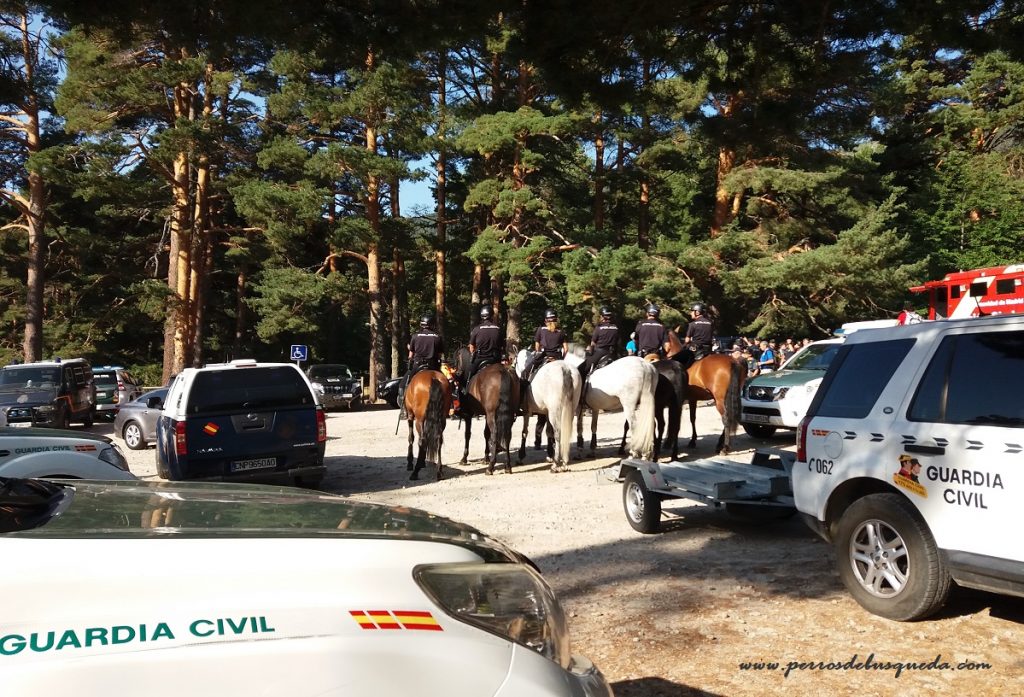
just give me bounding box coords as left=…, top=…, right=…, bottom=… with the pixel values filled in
left=308, top=365, right=353, bottom=380
left=784, top=343, right=842, bottom=371
left=0, top=367, right=61, bottom=390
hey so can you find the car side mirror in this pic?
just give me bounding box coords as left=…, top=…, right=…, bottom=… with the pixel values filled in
left=147, top=397, right=163, bottom=409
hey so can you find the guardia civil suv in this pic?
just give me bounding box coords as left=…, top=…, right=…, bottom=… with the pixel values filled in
left=0, top=477, right=612, bottom=696
left=795, top=315, right=1024, bottom=620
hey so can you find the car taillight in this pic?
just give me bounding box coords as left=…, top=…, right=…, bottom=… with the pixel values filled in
left=175, top=421, right=187, bottom=456
left=316, top=409, right=326, bottom=443
left=796, top=414, right=810, bottom=463
left=112, top=393, right=119, bottom=404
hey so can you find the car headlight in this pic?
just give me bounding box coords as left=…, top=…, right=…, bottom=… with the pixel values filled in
left=774, top=387, right=789, bottom=399
left=99, top=444, right=130, bottom=472
left=34, top=404, right=55, bottom=415
left=310, top=382, right=324, bottom=393
left=415, top=562, right=571, bottom=668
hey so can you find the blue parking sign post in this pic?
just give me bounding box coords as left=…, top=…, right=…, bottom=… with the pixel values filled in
left=290, top=344, right=308, bottom=366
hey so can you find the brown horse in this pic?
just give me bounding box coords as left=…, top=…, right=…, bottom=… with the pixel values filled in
left=404, top=370, right=451, bottom=480
left=454, top=349, right=521, bottom=475
left=665, top=330, right=743, bottom=454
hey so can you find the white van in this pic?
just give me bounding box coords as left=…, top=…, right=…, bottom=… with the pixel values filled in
left=795, top=315, right=1024, bottom=620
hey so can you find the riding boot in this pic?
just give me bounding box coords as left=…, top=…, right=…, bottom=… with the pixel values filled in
left=398, top=369, right=412, bottom=420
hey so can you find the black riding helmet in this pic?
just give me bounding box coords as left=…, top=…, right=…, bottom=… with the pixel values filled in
left=600, top=305, right=613, bottom=318
left=480, top=306, right=493, bottom=320
left=692, top=302, right=706, bottom=316
left=419, top=314, right=434, bottom=328
left=544, top=308, right=558, bottom=321
left=646, top=303, right=660, bottom=318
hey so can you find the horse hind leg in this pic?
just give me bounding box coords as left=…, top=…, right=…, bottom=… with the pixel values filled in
left=619, top=420, right=629, bottom=457
left=534, top=415, right=546, bottom=450
left=406, top=418, right=415, bottom=472
left=519, top=412, right=530, bottom=463
left=484, top=420, right=495, bottom=475
left=545, top=419, right=555, bottom=463
left=687, top=399, right=698, bottom=449
left=460, top=415, right=471, bottom=466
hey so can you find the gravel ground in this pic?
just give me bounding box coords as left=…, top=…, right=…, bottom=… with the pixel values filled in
left=99, top=403, right=1022, bottom=697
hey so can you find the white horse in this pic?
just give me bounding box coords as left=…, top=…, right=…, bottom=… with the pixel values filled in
left=514, top=351, right=582, bottom=472
left=567, top=349, right=658, bottom=460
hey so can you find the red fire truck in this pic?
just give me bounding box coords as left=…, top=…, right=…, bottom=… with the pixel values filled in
left=910, top=264, right=1024, bottom=319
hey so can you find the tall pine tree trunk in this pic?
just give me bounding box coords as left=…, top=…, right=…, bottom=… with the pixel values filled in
left=435, top=50, right=448, bottom=339
left=364, top=48, right=386, bottom=401
left=163, top=71, right=194, bottom=382
left=593, top=111, right=605, bottom=232
left=637, top=57, right=652, bottom=249
left=18, top=12, right=45, bottom=362
left=390, top=175, right=405, bottom=378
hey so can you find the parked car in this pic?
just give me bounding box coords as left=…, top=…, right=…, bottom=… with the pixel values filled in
left=379, top=376, right=401, bottom=409
left=156, top=360, right=326, bottom=486
left=113, top=388, right=168, bottom=450
left=306, top=364, right=363, bottom=410
left=0, top=358, right=96, bottom=429
left=0, top=477, right=610, bottom=695
left=740, top=338, right=843, bottom=438
left=796, top=314, right=1024, bottom=620
left=92, top=366, right=144, bottom=420
left=0, top=426, right=133, bottom=480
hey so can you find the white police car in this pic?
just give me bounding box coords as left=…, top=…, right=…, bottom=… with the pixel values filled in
left=0, top=478, right=612, bottom=695
left=0, top=427, right=133, bottom=480
left=795, top=315, right=1024, bottom=620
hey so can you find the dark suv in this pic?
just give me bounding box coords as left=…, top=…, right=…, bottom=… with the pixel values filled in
left=93, top=365, right=143, bottom=420
left=156, top=360, right=327, bottom=487
left=306, top=364, right=363, bottom=410
left=0, top=359, right=96, bottom=428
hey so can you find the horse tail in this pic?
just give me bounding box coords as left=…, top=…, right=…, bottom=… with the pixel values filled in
left=423, top=376, right=446, bottom=466
left=495, top=369, right=515, bottom=452
left=630, top=363, right=658, bottom=460
left=724, top=359, right=742, bottom=435
left=560, top=366, right=581, bottom=465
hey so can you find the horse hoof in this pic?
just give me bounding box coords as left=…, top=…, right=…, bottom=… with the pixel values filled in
left=504, top=467, right=512, bottom=475
left=459, top=459, right=468, bottom=466
left=409, top=472, right=419, bottom=481
left=485, top=469, right=494, bottom=476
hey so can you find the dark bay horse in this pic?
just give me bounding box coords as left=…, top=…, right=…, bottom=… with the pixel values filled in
left=404, top=370, right=451, bottom=480
left=666, top=330, right=743, bottom=454
left=454, top=349, right=521, bottom=475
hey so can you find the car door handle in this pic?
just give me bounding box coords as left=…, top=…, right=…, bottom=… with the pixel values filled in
left=905, top=444, right=945, bottom=456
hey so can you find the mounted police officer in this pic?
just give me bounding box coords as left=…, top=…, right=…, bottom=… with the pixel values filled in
left=579, top=306, right=620, bottom=382
left=635, top=304, right=670, bottom=358
left=398, top=314, right=444, bottom=414
left=465, top=306, right=503, bottom=389
left=526, top=308, right=567, bottom=381
left=684, top=302, right=714, bottom=360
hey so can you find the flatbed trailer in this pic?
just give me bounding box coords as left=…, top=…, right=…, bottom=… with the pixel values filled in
left=614, top=450, right=797, bottom=533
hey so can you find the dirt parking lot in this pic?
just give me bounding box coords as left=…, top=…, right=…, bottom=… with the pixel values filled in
left=107, top=403, right=1022, bottom=697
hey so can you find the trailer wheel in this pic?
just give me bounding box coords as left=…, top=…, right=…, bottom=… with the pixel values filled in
left=623, top=469, right=661, bottom=534
left=834, top=493, right=951, bottom=621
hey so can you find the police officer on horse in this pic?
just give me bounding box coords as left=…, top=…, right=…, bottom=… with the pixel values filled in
left=684, top=303, right=714, bottom=360
left=398, top=314, right=444, bottom=414
left=579, top=306, right=620, bottom=381
left=635, top=304, right=671, bottom=358
left=526, top=308, right=567, bottom=381
left=468, top=306, right=503, bottom=378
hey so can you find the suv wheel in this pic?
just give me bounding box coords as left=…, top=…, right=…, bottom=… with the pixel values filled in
left=623, top=469, right=661, bottom=534
left=742, top=423, right=776, bottom=439
left=835, top=493, right=951, bottom=621
left=123, top=421, right=146, bottom=450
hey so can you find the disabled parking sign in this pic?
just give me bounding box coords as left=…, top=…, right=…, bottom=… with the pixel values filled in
left=290, top=345, right=308, bottom=362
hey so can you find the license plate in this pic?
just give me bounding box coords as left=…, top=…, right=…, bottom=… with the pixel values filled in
left=342, top=393, right=353, bottom=399
left=744, top=414, right=770, bottom=423
left=97, top=392, right=109, bottom=398
left=9, top=421, right=32, bottom=428
left=231, top=457, right=277, bottom=472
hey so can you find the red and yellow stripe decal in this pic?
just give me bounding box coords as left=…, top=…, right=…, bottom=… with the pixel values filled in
left=74, top=444, right=97, bottom=452
left=349, top=610, right=442, bottom=631
left=203, top=422, right=219, bottom=436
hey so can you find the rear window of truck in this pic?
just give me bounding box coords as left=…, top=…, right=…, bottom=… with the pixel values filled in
left=187, top=367, right=314, bottom=415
